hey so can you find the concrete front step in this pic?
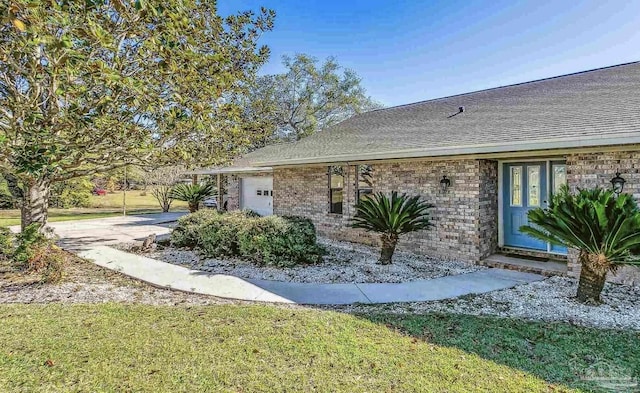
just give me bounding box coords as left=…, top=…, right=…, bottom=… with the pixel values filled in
left=480, top=254, right=567, bottom=277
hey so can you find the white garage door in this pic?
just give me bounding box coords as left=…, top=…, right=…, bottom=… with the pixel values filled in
left=240, top=176, right=273, bottom=216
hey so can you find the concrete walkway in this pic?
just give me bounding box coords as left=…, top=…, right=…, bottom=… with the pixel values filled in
left=30, top=213, right=544, bottom=305
left=79, top=246, right=544, bottom=305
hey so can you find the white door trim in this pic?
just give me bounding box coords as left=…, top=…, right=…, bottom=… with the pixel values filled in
left=497, top=158, right=566, bottom=254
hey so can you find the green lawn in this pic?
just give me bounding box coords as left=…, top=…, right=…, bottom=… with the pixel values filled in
left=0, top=191, right=187, bottom=227
left=369, top=313, right=640, bottom=392
left=87, top=191, right=187, bottom=210
left=2, top=304, right=626, bottom=392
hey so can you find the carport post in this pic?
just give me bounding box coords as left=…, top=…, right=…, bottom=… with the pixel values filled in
left=217, top=173, right=223, bottom=210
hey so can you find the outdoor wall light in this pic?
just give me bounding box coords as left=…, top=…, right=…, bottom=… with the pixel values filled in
left=610, top=171, right=626, bottom=195
left=440, top=175, right=451, bottom=192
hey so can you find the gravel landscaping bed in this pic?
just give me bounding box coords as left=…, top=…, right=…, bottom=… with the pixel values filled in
left=3, top=248, right=638, bottom=331
left=336, top=276, right=640, bottom=330
left=0, top=255, right=235, bottom=306
left=142, top=237, right=485, bottom=284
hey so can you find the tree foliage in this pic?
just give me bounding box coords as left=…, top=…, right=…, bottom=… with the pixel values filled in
left=0, top=0, right=275, bottom=228
left=241, top=54, right=382, bottom=143
left=49, top=177, right=93, bottom=208
left=521, top=186, right=640, bottom=303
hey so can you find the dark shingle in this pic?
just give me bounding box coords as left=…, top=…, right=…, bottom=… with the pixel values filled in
left=251, top=62, right=640, bottom=166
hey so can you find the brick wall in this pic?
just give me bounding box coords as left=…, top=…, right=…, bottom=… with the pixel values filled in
left=566, top=150, right=640, bottom=285
left=479, top=160, right=499, bottom=258
left=221, top=149, right=640, bottom=284
left=226, top=174, right=240, bottom=211
left=273, top=159, right=499, bottom=262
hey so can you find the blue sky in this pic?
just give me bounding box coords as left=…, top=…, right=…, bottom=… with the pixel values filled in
left=218, top=0, right=640, bottom=107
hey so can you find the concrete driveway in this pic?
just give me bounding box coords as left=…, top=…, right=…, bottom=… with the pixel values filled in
left=40, top=212, right=186, bottom=250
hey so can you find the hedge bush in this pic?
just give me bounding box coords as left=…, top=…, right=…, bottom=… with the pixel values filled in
left=170, top=210, right=324, bottom=267
left=170, top=209, right=220, bottom=248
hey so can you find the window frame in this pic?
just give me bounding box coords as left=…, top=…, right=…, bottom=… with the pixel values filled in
left=328, top=166, right=344, bottom=214
left=355, top=164, right=373, bottom=204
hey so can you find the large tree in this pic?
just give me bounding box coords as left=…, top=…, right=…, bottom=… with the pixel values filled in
left=243, top=53, right=382, bottom=143
left=0, top=0, right=274, bottom=229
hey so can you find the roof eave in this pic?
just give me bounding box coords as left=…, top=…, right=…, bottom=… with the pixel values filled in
left=252, top=132, right=640, bottom=166
left=186, top=167, right=273, bottom=175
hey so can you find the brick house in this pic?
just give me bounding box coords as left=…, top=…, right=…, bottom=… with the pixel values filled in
left=194, top=62, right=640, bottom=284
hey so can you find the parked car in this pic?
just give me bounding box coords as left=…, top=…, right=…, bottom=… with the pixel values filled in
left=93, top=188, right=107, bottom=196
left=203, top=196, right=218, bottom=209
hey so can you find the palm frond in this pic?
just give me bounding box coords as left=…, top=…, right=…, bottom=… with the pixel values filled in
left=521, top=185, right=640, bottom=268
left=351, top=191, right=433, bottom=236
left=169, top=183, right=216, bottom=204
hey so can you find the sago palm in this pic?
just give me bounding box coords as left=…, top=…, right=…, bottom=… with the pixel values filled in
left=521, top=185, right=640, bottom=304
left=170, top=183, right=216, bottom=213
left=351, top=191, right=433, bottom=264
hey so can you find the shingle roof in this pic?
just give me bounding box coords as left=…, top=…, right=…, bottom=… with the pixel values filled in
left=249, top=62, right=640, bottom=166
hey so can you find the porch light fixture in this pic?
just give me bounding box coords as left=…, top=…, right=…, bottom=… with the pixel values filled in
left=610, top=171, right=626, bottom=195
left=440, top=175, right=451, bottom=192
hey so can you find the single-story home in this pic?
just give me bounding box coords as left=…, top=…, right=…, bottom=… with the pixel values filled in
left=193, top=61, right=640, bottom=284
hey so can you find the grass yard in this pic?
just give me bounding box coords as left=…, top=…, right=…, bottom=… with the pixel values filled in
left=2, top=305, right=635, bottom=392
left=88, top=191, right=187, bottom=210
left=370, top=313, right=640, bottom=392
left=0, top=191, right=187, bottom=227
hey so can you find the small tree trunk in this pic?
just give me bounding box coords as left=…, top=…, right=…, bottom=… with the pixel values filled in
left=378, top=233, right=398, bottom=265
left=188, top=202, right=199, bottom=213
left=152, top=186, right=173, bottom=213
left=21, top=178, right=50, bottom=231
left=576, top=251, right=608, bottom=304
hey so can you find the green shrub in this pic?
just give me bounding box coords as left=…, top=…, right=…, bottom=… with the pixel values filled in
left=171, top=209, right=221, bottom=248
left=171, top=211, right=323, bottom=267
left=5, top=224, right=67, bottom=283
left=237, top=216, right=323, bottom=267
left=197, top=212, right=248, bottom=257
left=14, top=224, right=48, bottom=266
left=240, top=209, right=262, bottom=218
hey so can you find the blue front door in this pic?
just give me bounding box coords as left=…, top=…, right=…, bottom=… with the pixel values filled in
left=503, top=162, right=548, bottom=251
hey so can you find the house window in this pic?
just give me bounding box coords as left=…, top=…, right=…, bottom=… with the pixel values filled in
left=329, top=166, right=344, bottom=214
left=356, top=165, right=373, bottom=203
left=552, top=164, right=567, bottom=195
left=510, top=166, right=522, bottom=207
left=528, top=166, right=540, bottom=207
